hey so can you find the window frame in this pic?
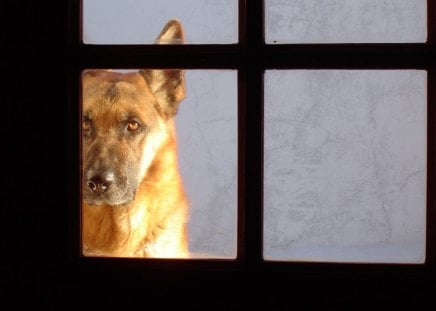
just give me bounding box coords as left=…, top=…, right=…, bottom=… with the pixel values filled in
left=68, top=0, right=436, bottom=277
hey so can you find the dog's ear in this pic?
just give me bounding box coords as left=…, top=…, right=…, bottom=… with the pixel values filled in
left=155, top=19, right=185, bottom=45
left=140, top=68, right=185, bottom=119
left=140, top=20, right=185, bottom=119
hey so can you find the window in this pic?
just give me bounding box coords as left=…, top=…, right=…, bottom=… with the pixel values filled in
left=265, top=0, right=427, bottom=43
left=264, top=70, right=427, bottom=263
left=82, top=0, right=238, bottom=44
left=69, top=0, right=435, bottom=275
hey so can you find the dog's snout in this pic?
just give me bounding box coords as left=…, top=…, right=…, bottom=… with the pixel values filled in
left=87, top=171, right=114, bottom=194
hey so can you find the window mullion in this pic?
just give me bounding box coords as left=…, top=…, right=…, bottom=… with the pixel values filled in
left=242, top=0, right=265, bottom=267
left=427, top=69, right=436, bottom=270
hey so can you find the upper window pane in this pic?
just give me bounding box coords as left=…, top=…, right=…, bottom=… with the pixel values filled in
left=265, top=0, right=427, bottom=43
left=82, top=0, right=238, bottom=44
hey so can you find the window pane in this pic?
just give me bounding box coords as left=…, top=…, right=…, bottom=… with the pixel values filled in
left=83, top=0, right=238, bottom=44
left=264, top=70, right=426, bottom=263
left=265, top=0, right=427, bottom=43
left=179, top=70, right=238, bottom=258
left=81, top=69, right=237, bottom=259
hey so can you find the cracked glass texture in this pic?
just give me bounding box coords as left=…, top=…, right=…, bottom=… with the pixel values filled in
left=264, top=70, right=426, bottom=263
left=82, top=0, right=238, bottom=44
left=265, top=0, right=427, bottom=43
left=178, top=70, right=237, bottom=258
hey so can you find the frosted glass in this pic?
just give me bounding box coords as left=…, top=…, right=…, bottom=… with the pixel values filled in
left=83, top=0, right=238, bottom=44
left=264, top=70, right=426, bottom=263
left=178, top=70, right=238, bottom=258
left=266, top=0, right=427, bottom=43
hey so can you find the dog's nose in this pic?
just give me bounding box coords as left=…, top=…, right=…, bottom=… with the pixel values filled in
left=87, top=172, right=114, bottom=193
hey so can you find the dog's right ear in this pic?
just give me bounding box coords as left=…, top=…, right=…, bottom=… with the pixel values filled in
left=140, top=20, right=185, bottom=119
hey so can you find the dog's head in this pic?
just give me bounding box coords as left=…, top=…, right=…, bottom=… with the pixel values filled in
left=82, top=20, right=185, bottom=206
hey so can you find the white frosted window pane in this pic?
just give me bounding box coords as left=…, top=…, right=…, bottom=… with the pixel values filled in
left=179, top=70, right=238, bottom=258
left=83, top=0, right=238, bottom=44
left=264, top=70, right=426, bottom=263
left=266, top=0, right=427, bottom=43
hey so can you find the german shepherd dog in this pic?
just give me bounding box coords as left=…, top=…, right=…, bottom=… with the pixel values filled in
left=81, top=20, right=189, bottom=258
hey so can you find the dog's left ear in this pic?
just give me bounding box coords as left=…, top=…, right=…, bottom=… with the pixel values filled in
left=140, top=20, right=185, bottom=119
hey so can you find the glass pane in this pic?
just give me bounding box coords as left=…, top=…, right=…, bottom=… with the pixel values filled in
left=265, top=0, right=427, bottom=43
left=264, top=70, right=426, bottom=263
left=83, top=0, right=238, bottom=44
left=81, top=69, right=237, bottom=259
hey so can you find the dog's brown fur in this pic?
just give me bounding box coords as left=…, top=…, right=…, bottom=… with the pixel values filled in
left=81, top=20, right=189, bottom=258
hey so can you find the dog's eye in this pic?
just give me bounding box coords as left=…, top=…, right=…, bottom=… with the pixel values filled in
left=127, top=121, right=140, bottom=132
left=82, top=120, right=90, bottom=132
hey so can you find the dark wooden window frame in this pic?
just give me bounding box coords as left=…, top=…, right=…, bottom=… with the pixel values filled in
left=68, top=0, right=436, bottom=281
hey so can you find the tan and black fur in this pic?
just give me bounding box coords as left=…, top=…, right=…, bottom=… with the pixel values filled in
left=81, top=20, right=189, bottom=258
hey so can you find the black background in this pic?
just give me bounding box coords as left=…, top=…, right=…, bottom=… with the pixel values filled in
left=1, top=0, right=435, bottom=308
